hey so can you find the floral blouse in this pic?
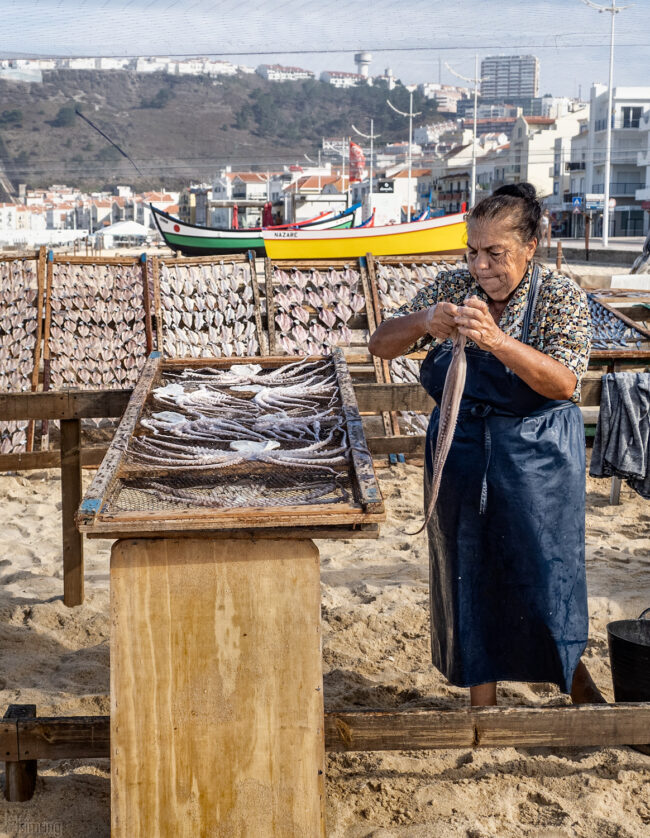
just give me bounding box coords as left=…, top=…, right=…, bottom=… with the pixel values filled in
left=390, top=263, right=591, bottom=402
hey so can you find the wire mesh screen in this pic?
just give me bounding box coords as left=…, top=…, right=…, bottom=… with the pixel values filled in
left=103, top=465, right=352, bottom=514
left=158, top=259, right=261, bottom=358
left=271, top=265, right=367, bottom=354
left=0, top=258, right=39, bottom=454
left=47, top=261, right=147, bottom=389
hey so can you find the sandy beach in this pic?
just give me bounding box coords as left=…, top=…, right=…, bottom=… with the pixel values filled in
left=0, top=459, right=649, bottom=837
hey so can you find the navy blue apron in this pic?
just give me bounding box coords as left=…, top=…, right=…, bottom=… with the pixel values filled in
left=420, top=266, right=588, bottom=693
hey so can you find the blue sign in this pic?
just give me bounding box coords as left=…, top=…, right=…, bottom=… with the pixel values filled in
left=572, top=197, right=582, bottom=209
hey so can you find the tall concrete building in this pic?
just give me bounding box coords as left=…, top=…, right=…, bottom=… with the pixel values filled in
left=480, top=55, right=539, bottom=100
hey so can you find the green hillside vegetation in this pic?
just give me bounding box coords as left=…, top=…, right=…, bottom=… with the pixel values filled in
left=0, top=69, right=442, bottom=191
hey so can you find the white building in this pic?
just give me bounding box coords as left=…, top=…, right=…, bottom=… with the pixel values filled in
left=66, top=58, right=98, bottom=70
left=481, top=54, right=539, bottom=99
left=96, top=57, right=131, bottom=71
left=256, top=65, right=314, bottom=82
left=585, top=84, right=649, bottom=236
left=418, top=83, right=469, bottom=114
left=135, top=57, right=172, bottom=74
left=320, top=71, right=368, bottom=89
left=636, top=109, right=650, bottom=234
left=204, top=60, right=238, bottom=77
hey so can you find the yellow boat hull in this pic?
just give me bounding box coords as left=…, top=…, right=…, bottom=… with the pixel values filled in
left=262, top=213, right=467, bottom=260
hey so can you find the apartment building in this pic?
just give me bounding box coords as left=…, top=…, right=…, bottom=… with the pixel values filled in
left=481, top=55, right=539, bottom=100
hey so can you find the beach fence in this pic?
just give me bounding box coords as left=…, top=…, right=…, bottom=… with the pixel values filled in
left=0, top=247, right=649, bottom=606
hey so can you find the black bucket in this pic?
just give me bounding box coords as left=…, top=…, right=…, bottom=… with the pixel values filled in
left=607, top=607, right=650, bottom=702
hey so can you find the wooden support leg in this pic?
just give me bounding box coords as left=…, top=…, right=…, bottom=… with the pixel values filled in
left=60, top=418, right=84, bottom=607
left=3, top=705, right=37, bottom=802
left=110, top=537, right=326, bottom=838
left=609, top=476, right=622, bottom=505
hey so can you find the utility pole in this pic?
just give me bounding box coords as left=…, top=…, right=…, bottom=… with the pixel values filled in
left=387, top=93, right=422, bottom=221
left=446, top=54, right=484, bottom=209
left=352, top=119, right=380, bottom=216
left=580, top=0, right=629, bottom=246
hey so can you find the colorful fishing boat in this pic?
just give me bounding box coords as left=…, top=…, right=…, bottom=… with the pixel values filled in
left=150, top=203, right=359, bottom=257
left=261, top=212, right=467, bottom=260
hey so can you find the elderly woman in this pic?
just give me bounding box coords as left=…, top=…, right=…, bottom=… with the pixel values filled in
left=369, top=183, right=602, bottom=707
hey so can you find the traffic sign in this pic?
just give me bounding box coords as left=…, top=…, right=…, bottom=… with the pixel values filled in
left=572, top=196, right=582, bottom=209
left=585, top=193, right=604, bottom=211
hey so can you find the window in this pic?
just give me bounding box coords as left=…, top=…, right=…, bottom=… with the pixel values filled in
left=622, top=106, right=643, bottom=129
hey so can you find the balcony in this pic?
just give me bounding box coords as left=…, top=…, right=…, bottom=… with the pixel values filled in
left=565, top=161, right=585, bottom=172
left=592, top=182, right=645, bottom=196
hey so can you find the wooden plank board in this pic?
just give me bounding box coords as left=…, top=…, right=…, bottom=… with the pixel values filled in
left=26, top=246, right=47, bottom=452
left=247, top=250, right=267, bottom=355
left=0, top=446, right=107, bottom=471
left=110, top=537, right=326, bottom=838
left=60, top=419, right=84, bottom=607
left=77, top=355, right=161, bottom=525
left=140, top=254, right=153, bottom=354
left=8, top=701, right=650, bottom=762
left=0, top=389, right=131, bottom=422
left=325, top=703, right=650, bottom=751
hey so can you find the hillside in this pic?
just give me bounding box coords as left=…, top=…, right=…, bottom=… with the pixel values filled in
left=0, top=70, right=442, bottom=192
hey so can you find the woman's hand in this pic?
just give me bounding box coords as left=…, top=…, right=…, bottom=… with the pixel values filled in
left=425, top=302, right=461, bottom=341
left=454, top=296, right=506, bottom=352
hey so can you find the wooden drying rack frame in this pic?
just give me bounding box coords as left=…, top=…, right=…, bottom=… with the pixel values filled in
left=76, top=350, right=384, bottom=538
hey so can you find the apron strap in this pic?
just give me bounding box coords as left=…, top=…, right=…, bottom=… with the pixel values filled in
left=520, top=264, right=541, bottom=346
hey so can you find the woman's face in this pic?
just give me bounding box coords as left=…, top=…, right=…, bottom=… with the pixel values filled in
left=465, top=215, right=537, bottom=302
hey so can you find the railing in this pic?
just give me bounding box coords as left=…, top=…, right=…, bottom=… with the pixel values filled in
left=592, top=183, right=645, bottom=195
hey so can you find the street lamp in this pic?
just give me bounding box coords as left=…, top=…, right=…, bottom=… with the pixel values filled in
left=580, top=0, right=630, bottom=246
left=387, top=93, right=422, bottom=221
left=351, top=119, right=381, bottom=217
left=446, top=54, right=484, bottom=209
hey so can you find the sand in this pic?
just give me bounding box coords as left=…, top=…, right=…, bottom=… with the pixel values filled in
left=0, top=462, right=649, bottom=837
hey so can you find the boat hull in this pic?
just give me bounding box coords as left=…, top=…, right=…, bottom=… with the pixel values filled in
left=262, top=213, right=467, bottom=260
left=152, top=206, right=356, bottom=257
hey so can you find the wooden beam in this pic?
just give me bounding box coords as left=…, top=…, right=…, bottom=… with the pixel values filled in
left=0, top=446, right=107, bottom=471
left=4, top=703, right=650, bottom=763
left=3, top=705, right=37, bottom=802
left=367, top=435, right=425, bottom=456
left=355, top=383, right=435, bottom=414
left=60, top=419, right=84, bottom=607
left=325, top=704, right=650, bottom=751
left=0, top=389, right=131, bottom=421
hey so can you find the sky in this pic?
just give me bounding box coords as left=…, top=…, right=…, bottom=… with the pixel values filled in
left=1, top=0, right=649, bottom=98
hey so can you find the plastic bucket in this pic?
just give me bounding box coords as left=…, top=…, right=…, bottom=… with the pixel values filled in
left=607, top=607, right=650, bottom=702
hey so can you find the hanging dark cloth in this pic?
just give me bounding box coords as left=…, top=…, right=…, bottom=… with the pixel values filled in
left=590, top=372, right=650, bottom=498
left=419, top=266, right=588, bottom=692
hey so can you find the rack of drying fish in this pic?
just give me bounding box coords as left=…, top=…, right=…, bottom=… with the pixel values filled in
left=77, top=348, right=384, bottom=537
left=265, top=259, right=373, bottom=358
left=366, top=254, right=463, bottom=437
left=587, top=292, right=650, bottom=354
left=152, top=253, right=265, bottom=358
left=0, top=253, right=43, bottom=454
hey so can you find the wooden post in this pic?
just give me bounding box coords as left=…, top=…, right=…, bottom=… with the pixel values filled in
left=60, top=418, right=84, bottom=607
left=556, top=240, right=563, bottom=272
left=140, top=253, right=153, bottom=354
left=41, top=251, right=54, bottom=450
left=585, top=213, right=591, bottom=262
left=3, top=705, right=37, bottom=802
left=610, top=476, right=622, bottom=505
left=264, top=257, right=277, bottom=354
left=110, top=537, right=326, bottom=838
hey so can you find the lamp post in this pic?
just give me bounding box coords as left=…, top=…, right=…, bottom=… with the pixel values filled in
left=351, top=119, right=380, bottom=216
left=387, top=93, right=422, bottom=221
left=580, top=0, right=630, bottom=246
left=446, top=54, right=484, bottom=209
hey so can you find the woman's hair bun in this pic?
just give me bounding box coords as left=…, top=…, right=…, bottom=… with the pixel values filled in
left=468, top=182, right=542, bottom=243
left=493, top=183, right=537, bottom=203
